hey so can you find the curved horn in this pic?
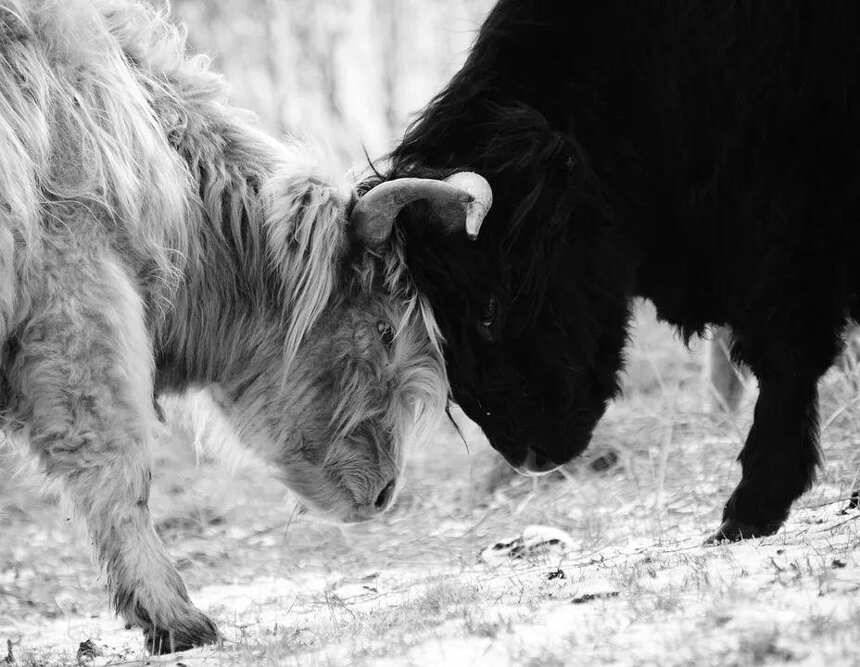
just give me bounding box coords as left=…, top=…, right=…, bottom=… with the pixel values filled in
left=350, top=172, right=492, bottom=246
left=441, top=172, right=493, bottom=240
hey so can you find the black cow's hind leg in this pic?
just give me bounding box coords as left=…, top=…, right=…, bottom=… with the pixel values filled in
left=707, top=371, right=821, bottom=542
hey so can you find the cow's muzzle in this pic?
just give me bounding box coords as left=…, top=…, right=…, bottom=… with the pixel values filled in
left=515, top=446, right=562, bottom=476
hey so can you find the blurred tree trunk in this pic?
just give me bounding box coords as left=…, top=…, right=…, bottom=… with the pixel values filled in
left=707, top=326, right=744, bottom=412
left=288, top=0, right=350, bottom=163
left=261, top=0, right=289, bottom=136
left=376, top=0, right=402, bottom=140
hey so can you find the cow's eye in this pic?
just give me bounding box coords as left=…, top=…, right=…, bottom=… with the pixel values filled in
left=377, top=321, right=395, bottom=346
left=480, top=296, right=498, bottom=329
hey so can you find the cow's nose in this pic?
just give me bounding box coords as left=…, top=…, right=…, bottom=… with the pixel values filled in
left=517, top=447, right=561, bottom=476
left=374, top=479, right=396, bottom=511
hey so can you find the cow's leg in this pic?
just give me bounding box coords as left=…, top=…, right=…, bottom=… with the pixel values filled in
left=703, top=250, right=845, bottom=542
left=707, top=372, right=820, bottom=541
left=11, top=248, right=217, bottom=653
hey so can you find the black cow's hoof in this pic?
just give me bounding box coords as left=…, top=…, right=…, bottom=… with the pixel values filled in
left=143, top=612, right=219, bottom=655
left=704, top=518, right=782, bottom=544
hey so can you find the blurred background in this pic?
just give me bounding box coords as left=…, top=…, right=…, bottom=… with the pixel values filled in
left=172, top=0, right=495, bottom=171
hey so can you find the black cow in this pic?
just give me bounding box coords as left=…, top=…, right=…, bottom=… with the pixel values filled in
left=362, top=0, right=860, bottom=541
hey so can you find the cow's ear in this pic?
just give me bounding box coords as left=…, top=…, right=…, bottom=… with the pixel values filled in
left=261, top=169, right=350, bottom=370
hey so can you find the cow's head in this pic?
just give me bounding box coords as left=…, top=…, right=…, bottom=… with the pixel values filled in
left=400, top=204, right=632, bottom=476
left=358, top=106, right=634, bottom=475
left=266, top=284, right=446, bottom=524
left=213, top=169, right=493, bottom=523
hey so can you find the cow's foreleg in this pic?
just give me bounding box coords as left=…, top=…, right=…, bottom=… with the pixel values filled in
left=708, top=367, right=822, bottom=542
left=11, top=248, right=217, bottom=653
left=58, top=437, right=217, bottom=653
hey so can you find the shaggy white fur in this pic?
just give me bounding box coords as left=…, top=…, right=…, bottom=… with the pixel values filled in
left=0, top=0, right=449, bottom=655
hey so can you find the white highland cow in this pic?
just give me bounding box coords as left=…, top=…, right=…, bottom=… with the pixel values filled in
left=0, top=0, right=491, bottom=654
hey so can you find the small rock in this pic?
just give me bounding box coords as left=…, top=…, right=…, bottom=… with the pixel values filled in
left=571, top=591, right=619, bottom=605
left=480, top=525, right=574, bottom=564
left=588, top=450, right=619, bottom=472
left=76, top=639, right=102, bottom=663
left=330, top=582, right=380, bottom=600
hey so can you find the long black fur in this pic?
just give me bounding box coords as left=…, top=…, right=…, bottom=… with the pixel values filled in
left=366, top=0, right=860, bottom=540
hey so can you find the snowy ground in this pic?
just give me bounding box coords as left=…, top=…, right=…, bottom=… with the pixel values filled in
left=2, top=305, right=859, bottom=666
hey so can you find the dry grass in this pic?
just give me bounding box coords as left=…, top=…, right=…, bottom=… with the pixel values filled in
left=1, top=302, right=858, bottom=666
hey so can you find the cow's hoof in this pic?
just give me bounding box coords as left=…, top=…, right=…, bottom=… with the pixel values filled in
left=143, top=611, right=219, bottom=655
left=704, top=518, right=781, bottom=544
